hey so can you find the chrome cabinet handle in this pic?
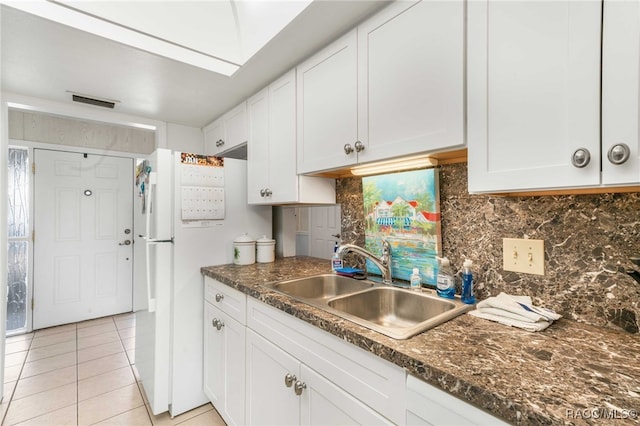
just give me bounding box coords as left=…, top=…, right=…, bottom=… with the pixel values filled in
left=215, top=293, right=224, bottom=303
left=607, top=143, right=631, bottom=165
left=344, top=144, right=354, bottom=155
left=118, top=240, right=132, bottom=246
left=212, top=318, right=224, bottom=330
left=294, top=380, right=307, bottom=396
left=284, top=373, right=296, bottom=388
left=571, top=148, right=591, bottom=168
left=354, top=140, right=365, bottom=152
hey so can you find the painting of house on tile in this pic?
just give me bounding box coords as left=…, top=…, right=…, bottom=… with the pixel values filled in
left=362, top=168, right=442, bottom=285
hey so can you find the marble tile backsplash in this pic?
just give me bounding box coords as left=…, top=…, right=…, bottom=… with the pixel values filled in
left=336, top=163, right=640, bottom=334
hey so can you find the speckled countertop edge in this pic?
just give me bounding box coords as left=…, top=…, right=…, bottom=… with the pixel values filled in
left=201, top=257, right=640, bottom=426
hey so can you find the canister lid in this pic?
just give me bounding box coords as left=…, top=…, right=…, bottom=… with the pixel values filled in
left=234, top=233, right=255, bottom=243
left=256, top=235, right=275, bottom=245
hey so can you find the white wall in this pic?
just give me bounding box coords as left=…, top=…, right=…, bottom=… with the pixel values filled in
left=166, top=123, right=204, bottom=153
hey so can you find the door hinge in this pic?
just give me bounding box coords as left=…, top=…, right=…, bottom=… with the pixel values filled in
left=31, top=298, right=34, bottom=310
left=32, top=230, right=35, bottom=242
left=31, top=163, right=35, bottom=174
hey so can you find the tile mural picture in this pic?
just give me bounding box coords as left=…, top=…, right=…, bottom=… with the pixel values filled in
left=363, top=168, right=442, bottom=285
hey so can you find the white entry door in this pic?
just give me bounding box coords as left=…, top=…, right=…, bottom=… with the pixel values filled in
left=309, top=205, right=341, bottom=260
left=33, top=149, right=133, bottom=329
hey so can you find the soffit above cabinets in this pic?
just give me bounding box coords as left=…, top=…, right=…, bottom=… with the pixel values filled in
left=7, top=0, right=314, bottom=76
left=0, top=0, right=390, bottom=127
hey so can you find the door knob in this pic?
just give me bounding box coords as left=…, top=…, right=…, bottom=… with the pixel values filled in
left=571, top=148, right=591, bottom=168
left=119, top=240, right=131, bottom=246
left=607, top=143, right=631, bottom=165
left=294, top=380, right=307, bottom=396
left=284, top=373, right=297, bottom=388
left=344, top=144, right=354, bottom=155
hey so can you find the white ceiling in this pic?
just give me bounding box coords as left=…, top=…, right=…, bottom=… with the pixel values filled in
left=1, top=1, right=389, bottom=128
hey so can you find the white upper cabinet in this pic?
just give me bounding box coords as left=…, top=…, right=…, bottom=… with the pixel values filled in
left=297, top=0, right=466, bottom=175
left=297, top=30, right=359, bottom=174
left=248, top=69, right=335, bottom=205
left=467, top=0, right=635, bottom=193
left=602, top=0, right=640, bottom=186
left=357, top=0, right=465, bottom=164
left=204, top=101, right=248, bottom=156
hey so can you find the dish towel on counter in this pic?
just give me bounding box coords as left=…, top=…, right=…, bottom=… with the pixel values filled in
left=468, top=292, right=561, bottom=332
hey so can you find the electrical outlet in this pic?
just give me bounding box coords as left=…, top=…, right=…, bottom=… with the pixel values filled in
left=502, top=238, right=545, bottom=275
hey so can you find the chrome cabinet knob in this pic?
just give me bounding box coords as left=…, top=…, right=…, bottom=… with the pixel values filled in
left=344, top=144, right=354, bottom=155
left=260, top=189, right=266, bottom=197
left=607, top=143, right=631, bottom=165
left=284, top=373, right=296, bottom=388
left=215, top=139, right=225, bottom=148
left=571, top=148, right=591, bottom=168
left=215, top=293, right=224, bottom=303
left=212, top=318, right=224, bottom=330
left=354, top=140, right=365, bottom=152
left=294, top=380, right=307, bottom=396
left=118, top=240, right=132, bottom=246
left=264, top=188, right=272, bottom=197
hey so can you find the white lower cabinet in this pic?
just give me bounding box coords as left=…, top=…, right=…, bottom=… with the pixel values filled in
left=203, top=278, right=247, bottom=426
left=204, top=278, right=509, bottom=425
left=245, top=329, right=392, bottom=425
left=245, top=330, right=300, bottom=425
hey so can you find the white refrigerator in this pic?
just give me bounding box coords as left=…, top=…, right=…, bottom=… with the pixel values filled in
left=134, top=148, right=271, bottom=416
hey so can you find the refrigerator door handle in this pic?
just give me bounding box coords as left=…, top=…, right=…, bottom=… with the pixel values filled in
left=145, top=241, right=157, bottom=313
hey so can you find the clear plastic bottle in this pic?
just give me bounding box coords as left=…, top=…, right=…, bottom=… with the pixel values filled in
left=436, top=257, right=455, bottom=299
left=461, top=259, right=476, bottom=304
left=410, top=268, right=421, bottom=291
left=331, top=242, right=343, bottom=273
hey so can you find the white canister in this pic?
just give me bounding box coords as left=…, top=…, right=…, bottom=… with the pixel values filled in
left=233, top=233, right=256, bottom=265
left=256, top=235, right=276, bottom=263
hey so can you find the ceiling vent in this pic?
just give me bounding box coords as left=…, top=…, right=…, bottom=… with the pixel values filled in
left=71, top=94, right=116, bottom=109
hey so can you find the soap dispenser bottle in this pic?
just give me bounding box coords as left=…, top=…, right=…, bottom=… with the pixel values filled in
left=436, top=257, right=455, bottom=299
left=410, top=268, right=421, bottom=291
left=331, top=242, right=343, bottom=273
left=461, top=259, right=476, bottom=304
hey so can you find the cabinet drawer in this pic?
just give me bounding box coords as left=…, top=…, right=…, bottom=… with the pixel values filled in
left=204, top=277, right=247, bottom=325
left=247, top=299, right=405, bottom=424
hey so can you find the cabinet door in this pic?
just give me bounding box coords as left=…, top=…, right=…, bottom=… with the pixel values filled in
left=204, top=302, right=246, bottom=425
left=246, top=330, right=300, bottom=425
left=297, top=29, right=358, bottom=174
left=602, top=0, right=640, bottom=186
left=222, top=101, right=248, bottom=153
left=357, top=0, right=465, bottom=163
left=269, top=70, right=299, bottom=203
left=467, top=1, right=601, bottom=192
left=203, top=302, right=224, bottom=406
left=203, top=119, right=224, bottom=155
left=300, top=365, right=392, bottom=426
left=247, top=88, right=270, bottom=204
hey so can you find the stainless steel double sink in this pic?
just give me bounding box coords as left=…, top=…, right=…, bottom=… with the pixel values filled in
left=262, top=274, right=473, bottom=340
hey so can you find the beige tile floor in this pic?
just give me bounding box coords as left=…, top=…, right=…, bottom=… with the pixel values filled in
left=1, top=313, right=226, bottom=426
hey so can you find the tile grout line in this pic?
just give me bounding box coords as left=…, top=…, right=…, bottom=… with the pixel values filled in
left=2, top=332, right=36, bottom=426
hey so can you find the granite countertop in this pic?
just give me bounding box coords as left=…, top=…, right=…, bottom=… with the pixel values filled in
left=201, top=256, right=640, bottom=426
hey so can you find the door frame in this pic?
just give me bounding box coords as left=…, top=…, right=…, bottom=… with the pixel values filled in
left=8, top=140, right=141, bottom=333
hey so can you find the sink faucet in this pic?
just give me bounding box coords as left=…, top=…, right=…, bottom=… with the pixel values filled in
left=336, top=240, right=393, bottom=285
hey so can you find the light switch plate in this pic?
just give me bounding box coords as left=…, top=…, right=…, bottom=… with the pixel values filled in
left=502, top=238, right=545, bottom=275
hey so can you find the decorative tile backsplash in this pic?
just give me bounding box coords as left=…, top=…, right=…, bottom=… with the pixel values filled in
left=336, top=163, right=640, bottom=334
